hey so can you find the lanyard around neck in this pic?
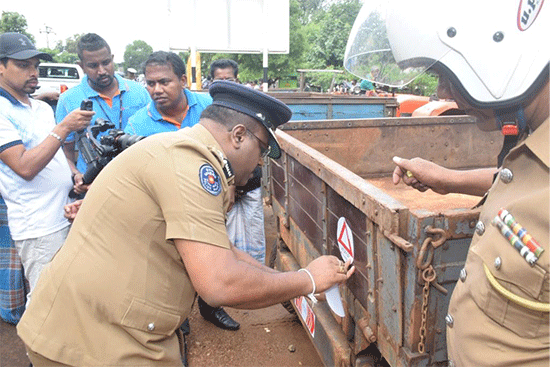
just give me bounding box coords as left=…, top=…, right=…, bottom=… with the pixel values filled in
left=96, top=92, right=124, bottom=128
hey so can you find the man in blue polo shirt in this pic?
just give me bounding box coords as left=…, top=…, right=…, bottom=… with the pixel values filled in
left=56, top=33, right=150, bottom=193
left=124, top=51, right=211, bottom=137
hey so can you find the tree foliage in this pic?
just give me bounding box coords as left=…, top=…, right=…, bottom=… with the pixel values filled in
left=123, top=40, right=153, bottom=73
left=4, top=2, right=437, bottom=94
left=0, top=11, right=34, bottom=43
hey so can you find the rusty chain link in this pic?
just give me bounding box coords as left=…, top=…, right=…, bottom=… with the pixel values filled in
left=416, top=226, right=448, bottom=354
left=418, top=265, right=436, bottom=354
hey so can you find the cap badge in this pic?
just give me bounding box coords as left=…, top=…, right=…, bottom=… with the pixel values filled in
left=256, top=112, right=265, bottom=121
left=18, top=37, right=27, bottom=46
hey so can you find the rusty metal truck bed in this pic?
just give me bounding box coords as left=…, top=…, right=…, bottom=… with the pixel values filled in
left=264, top=116, right=502, bottom=366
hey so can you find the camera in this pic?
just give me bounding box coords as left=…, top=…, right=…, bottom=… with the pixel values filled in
left=74, top=99, right=145, bottom=187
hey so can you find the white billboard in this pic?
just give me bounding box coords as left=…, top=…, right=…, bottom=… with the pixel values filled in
left=168, top=0, right=289, bottom=54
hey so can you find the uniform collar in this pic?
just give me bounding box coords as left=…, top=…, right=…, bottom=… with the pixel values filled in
left=185, top=124, right=234, bottom=184
left=524, top=117, right=549, bottom=168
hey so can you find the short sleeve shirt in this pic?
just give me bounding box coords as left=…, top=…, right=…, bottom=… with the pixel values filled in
left=446, top=119, right=549, bottom=365
left=0, top=89, right=72, bottom=240
left=55, top=74, right=151, bottom=172
left=17, top=124, right=234, bottom=366
left=124, top=89, right=212, bottom=136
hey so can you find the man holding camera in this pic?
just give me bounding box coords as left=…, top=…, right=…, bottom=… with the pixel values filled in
left=0, top=32, right=94, bottom=302
left=55, top=33, right=150, bottom=194
left=17, top=80, right=355, bottom=366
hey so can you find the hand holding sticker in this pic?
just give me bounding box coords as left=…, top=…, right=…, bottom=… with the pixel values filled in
left=326, top=217, right=355, bottom=317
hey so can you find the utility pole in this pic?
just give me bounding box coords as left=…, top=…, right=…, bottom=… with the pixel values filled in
left=40, top=25, right=55, bottom=48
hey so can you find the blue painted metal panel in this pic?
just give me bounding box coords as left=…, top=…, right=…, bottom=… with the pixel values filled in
left=332, top=104, right=385, bottom=119
left=288, top=104, right=328, bottom=120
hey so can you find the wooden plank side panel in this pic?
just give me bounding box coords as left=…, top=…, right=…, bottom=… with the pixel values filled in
left=270, top=158, right=286, bottom=209
left=284, top=122, right=501, bottom=178
left=325, top=186, right=371, bottom=312
left=276, top=130, right=406, bottom=234
left=287, top=156, right=325, bottom=255
left=375, top=230, right=403, bottom=367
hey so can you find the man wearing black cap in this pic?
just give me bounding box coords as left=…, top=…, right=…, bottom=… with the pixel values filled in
left=17, top=80, right=355, bottom=366
left=0, top=32, right=94, bottom=305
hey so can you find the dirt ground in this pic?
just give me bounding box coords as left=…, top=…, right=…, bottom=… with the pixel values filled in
left=0, top=205, right=323, bottom=367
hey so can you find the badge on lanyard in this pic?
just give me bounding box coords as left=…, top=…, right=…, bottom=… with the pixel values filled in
left=199, top=164, right=221, bottom=196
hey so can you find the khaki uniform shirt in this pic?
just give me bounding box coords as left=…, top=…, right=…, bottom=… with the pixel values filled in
left=17, top=124, right=233, bottom=366
left=447, top=119, right=549, bottom=366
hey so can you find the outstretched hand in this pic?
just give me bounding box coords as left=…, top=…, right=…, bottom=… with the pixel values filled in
left=392, top=156, right=451, bottom=195
left=305, top=256, right=355, bottom=294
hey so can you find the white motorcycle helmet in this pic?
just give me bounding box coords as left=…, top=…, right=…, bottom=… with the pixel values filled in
left=344, top=0, right=548, bottom=110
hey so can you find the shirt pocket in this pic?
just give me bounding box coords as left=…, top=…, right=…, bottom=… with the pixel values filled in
left=120, top=296, right=182, bottom=337
left=470, top=233, right=549, bottom=339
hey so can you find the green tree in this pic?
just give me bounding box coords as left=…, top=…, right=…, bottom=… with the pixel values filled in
left=63, top=34, right=84, bottom=55
left=37, top=47, right=56, bottom=60
left=0, top=11, right=35, bottom=43
left=43, top=34, right=84, bottom=63
left=404, top=73, right=439, bottom=97
left=306, top=0, right=362, bottom=68
left=123, top=40, right=153, bottom=73
left=56, top=50, right=79, bottom=64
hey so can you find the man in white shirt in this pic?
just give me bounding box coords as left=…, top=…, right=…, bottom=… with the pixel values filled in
left=0, top=32, right=93, bottom=303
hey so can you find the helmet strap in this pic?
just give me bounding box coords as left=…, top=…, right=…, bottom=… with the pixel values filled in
left=495, top=107, right=529, bottom=166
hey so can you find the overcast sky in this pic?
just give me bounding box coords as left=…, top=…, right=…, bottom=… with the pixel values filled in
left=4, top=0, right=172, bottom=62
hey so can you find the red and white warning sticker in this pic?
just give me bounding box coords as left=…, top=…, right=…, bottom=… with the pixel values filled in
left=294, top=296, right=315, bottom=337
left=337, top=217, right=354, bottom=263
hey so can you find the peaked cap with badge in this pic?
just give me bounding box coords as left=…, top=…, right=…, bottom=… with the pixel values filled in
left=0, top=32, right=53, bottom=61
left=208, top=80, right=292, bottom=159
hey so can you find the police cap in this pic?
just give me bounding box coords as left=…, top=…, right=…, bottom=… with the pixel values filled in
left=209, top=80, right=292, bottom=159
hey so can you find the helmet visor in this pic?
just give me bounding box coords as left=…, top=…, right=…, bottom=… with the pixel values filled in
left=344, top=0, right=443, bottom=88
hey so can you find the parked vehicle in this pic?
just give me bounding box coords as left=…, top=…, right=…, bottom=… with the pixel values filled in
left=34, top=63, right=83, bottom=107
left=269, top=92, right=398, bottom=120
left=263, top=116, right=503, bottom=366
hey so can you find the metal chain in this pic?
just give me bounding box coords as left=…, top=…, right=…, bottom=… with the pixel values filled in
left=416, top=226, right=449, bottom=354
left=418, top=265, right=436, bottom=354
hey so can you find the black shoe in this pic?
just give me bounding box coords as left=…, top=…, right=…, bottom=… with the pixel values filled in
left=177, top=320, right=189, bottom=367
left=180, top=318, right=190, bottom=336
left=198, top=296, right=240, bottom=331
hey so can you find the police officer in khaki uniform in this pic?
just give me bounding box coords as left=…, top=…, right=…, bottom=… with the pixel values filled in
left=17, top=80, right=355, bottom=366
left=345, top=0, right=548, bottom=365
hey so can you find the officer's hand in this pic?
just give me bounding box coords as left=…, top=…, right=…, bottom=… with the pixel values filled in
left=60, top=109, right=95, bottom=134
left=392, top=156, right=451, bottom=195
left=64, top=199, right=83, bottom=222
left=305, top=256, right=354, bottom=294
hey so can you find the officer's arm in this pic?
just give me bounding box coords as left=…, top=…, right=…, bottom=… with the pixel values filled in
left=229, top=244, right=277, bottom=273
left=175, top=238, right=352, bottom=309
